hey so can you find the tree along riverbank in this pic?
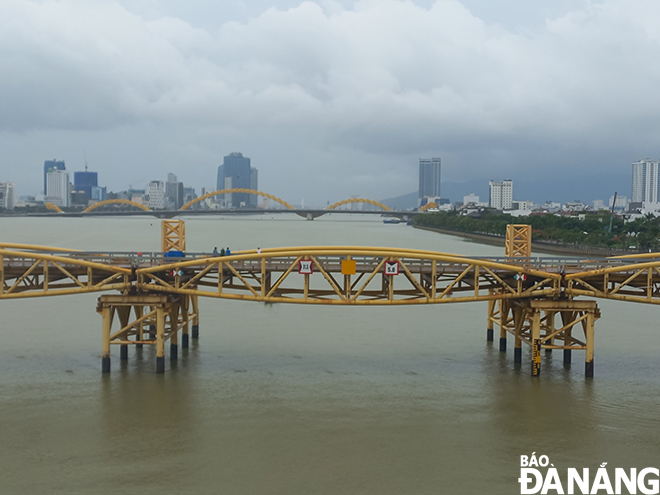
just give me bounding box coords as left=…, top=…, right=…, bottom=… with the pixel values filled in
left=413, top=210, right=656, bottom=256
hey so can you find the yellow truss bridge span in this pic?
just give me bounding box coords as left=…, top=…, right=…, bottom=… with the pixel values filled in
left=4, top=244, right=660, bottom=305
left=4, top=239, right=660, bottom=377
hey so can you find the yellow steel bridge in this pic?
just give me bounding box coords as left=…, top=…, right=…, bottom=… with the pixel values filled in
left=1, top=224, right=658, bottom=377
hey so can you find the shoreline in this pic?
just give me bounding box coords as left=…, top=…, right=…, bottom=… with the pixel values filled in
left=413, top=224, right=644, bottom=257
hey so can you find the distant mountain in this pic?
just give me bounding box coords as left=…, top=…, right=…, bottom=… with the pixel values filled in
left=381, top=172, right=629, bottom=208
left=380, top=191, right=418, bottom=210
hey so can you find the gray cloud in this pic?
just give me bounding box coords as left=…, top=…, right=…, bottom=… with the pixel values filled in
left=0, top=0, right=659, bottom=203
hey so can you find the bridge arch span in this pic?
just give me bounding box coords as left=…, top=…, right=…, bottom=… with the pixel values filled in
left=180, top=188, right=295, bottom=211
left=326, top=198, right=391, bottom=211
left=45, top=202, right=64, bottom=213
left=420, top=202, right=438, bottom=212
left=83, top=199, right=151, bottom=213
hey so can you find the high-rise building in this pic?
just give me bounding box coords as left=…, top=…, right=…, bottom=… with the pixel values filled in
left=216, top=152, right=258, bottom=207
left=43, top=159, right=65, bottom=195
left=46, top=169, right=71, bottom=207
left=91, top=186, right=107, bottom=202
left=73, top=171, right=98, bottom=198
left=418, top=158, right=441, bottom=206
left=0, top=182, right=16, bottom=209
left=165, top=173, right=184, bottom=209
left=148, top=181, right=165, bottom=209
left=183, top=187, right=197, bottom=208
left=631, top=159, right=659, bottom=203
left=489, top=180, right=513, bottom=210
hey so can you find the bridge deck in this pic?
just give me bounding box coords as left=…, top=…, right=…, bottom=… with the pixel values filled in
left=3, top=246, right=660, bottom=304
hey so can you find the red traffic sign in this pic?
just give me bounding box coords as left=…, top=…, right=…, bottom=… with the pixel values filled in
left=384, top=260, right=399, bottom=276
left=298, top=260, right=314, bottom=275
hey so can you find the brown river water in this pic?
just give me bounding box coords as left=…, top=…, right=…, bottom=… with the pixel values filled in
left=0, top=215, right=659, bottom=494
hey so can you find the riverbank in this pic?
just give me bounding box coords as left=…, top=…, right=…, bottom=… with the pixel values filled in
left=414, top=224, right=644, bottom=257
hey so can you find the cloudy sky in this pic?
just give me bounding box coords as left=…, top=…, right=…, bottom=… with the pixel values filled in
left=1, top=0, right=659, bottom=205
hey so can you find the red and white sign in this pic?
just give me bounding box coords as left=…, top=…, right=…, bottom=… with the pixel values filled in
left=298, top=260, right=314, bottom=275
left=384, top=260, right=399, bottom=276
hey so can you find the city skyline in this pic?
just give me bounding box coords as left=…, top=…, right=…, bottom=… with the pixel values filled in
left=6, top=153, right=658, bottom=211
left=0, top=1, right=658, bottom=204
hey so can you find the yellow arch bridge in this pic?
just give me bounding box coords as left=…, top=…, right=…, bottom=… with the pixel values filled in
left=2, top=233, right=660, bottom=377
left=47, top=189, right=395, bottom=218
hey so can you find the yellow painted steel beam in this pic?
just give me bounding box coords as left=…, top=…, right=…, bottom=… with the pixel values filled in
left=565, top=259, right=660, bottom=279
left=0, top=243, right=80, bottom=253
left=137, top=281, right=558, bottom=305
left=136, top=247, right=562, bottom=280
left=608, top=252, right=660, bottom=260
left=0, top=249, right=131, bottom=274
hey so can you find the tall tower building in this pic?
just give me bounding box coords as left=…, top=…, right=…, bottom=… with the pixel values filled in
left=216, top=152, right=258, bottom=207
left=631, top=159, right=659, bottom=203
left=489, top=180, right=513, bottom=210
left=148, top=181, right=165, bottom=210
left=46, top=169, right=71, bottom=207
left=73, top=171, right=98, bottom=198
left=165, top=173, right=184, bottom=209
left=43, top=159, right=65, bottom=195
left=0, top=182, right=16, bottom=209
left=418, top=158, right=441, bottom=206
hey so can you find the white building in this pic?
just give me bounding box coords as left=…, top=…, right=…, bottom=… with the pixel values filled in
left=148, top=181, right=165, bottom=209
left=609, top=195, right=629, bottom=211
left=592, top=199, right=606, bottom=210
left=463, top=193, right=480, bottom=205
left=512, top=200, right=534, bottom=211
left=489, top=180, right=513, bottom=210
left=0, top=182, right=16, bottom=209
left=631, top=159, right=659, bottom=203
left=46, top=170, right=70, bottom=207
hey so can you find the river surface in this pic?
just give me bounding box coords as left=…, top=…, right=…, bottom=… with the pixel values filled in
left=0, top=214, right=659, bottom=494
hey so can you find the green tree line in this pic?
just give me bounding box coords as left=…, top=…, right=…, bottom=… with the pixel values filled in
left=414, top=210, right=660, bottom=250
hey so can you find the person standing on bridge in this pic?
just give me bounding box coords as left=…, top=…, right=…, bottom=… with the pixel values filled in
left=226, top=247, right=231, bottom=256
left=213, top=247, right=218, bottom=256
left=257, top=247, right=262, bottom=254
left=220, top=248, right=226, bottom=256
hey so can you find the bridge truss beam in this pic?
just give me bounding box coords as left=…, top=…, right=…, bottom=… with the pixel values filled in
left=0, top=249, right=131, bottom=299
left=135, top=249, right=561, bottom=306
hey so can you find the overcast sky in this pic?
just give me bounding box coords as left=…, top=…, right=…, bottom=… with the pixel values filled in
left=1, top=0, right=659, bottom=205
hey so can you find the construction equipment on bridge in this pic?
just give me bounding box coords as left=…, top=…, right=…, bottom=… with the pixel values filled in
left=6, top=222, right=660, bottom=378
left=161, top=220, right=186, bottom=252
